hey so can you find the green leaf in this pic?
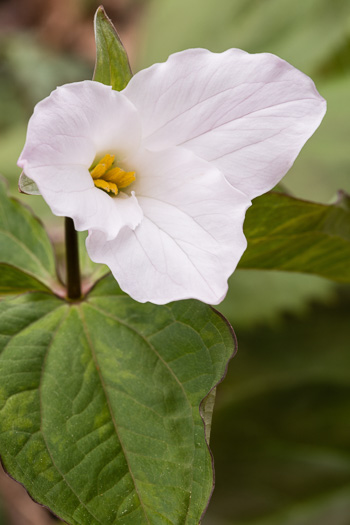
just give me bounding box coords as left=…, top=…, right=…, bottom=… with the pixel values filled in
left=93, top=6, right=132, bottom=91
left=0, top=264, right=51, bottom=295
left=0, top=275, right=235, bottom=524
left=0, top=177, right=62, bottom=294
left=238, top=191, right=350, bottom=282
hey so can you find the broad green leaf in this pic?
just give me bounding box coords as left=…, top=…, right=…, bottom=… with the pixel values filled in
left=238, top=192, right=350, bottom=282
left=0, top=177, right=62, bottom=294
left=0, top=275, right=235, bottom=525
left=93, top=6, right=132, bottom=91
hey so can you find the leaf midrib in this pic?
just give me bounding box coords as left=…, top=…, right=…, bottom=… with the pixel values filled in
left=82, top=301, right=197, bottom=525
left=78, top=305, right=152, bottom=525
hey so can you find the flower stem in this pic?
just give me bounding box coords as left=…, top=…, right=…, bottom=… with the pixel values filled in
left=65, top=217, right=81, bottom=300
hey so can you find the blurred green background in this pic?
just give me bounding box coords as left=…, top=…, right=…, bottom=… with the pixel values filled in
left=0, top=0, right=350, bottom=523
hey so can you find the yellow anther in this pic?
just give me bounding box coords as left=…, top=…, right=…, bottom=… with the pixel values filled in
left=90, top=154, right=115, bottom=180
left=94, top=179, right=118, bottom=195
left=103, top=166, right=125, bottom=182
left=89, top=153, right=135, bottom=196
left=104, top=167, right=136, bottom=188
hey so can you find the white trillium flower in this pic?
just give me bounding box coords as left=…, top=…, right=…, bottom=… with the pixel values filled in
left=18, top=49, right=326, bottom=305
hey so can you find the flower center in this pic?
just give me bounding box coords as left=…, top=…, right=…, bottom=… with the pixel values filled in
left=89, top=154, right=135, bottom=196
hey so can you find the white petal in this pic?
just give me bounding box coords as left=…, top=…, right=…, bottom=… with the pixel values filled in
left=18, top=81, right=143, bottom=238
left=28, top=165, right=142, bottom=239
left=123, top=49, right=326, bottom=199
left=86, top=147, right=250, bottom=304
left=18, top=81, right=141, bottom=170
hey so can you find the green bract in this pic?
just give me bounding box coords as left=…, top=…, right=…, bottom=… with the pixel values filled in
left=93, top=6, right=132, bottom=91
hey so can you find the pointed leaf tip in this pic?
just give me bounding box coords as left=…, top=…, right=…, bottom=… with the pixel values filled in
left=93, top=6, right=132, bottom=91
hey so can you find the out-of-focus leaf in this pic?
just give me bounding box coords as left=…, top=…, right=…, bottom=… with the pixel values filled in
left=218, top=270, right=334, bottom=328
left=3, top=34, right=91, bottom=109
left=0, top=58, right=27, bottom=130
left=238, top=192, right=350, bottom=282
left=0, top=276, right=236, bottom=525
left=0, top=124, right=26, bottom=183
left=93, top=6, right=132, bottom=90
left=139, top=0, right=350, bottom=79
left=228, top=487, right=350, bottom=525
left=203, top=292, right=350, bottom=525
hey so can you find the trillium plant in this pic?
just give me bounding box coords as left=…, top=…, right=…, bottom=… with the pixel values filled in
left=0, top=6, right=327, bottom=525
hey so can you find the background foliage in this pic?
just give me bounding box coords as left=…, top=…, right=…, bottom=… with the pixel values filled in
left=0, top=0, right=349, bottom=523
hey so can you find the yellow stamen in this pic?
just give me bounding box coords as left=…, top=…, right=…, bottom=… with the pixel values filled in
left=90, top=154, right=115, bottom=180
left=94, top=179, right=118, bottom=195
left=89, top=153, right=135, bottom=196
left=104, top=167, right=136, bottom=188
